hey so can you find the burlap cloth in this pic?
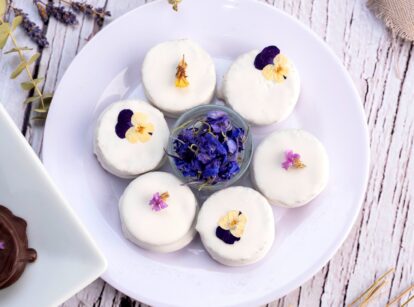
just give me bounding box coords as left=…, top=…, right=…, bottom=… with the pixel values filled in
left=368, top=0, right=414, bottom=41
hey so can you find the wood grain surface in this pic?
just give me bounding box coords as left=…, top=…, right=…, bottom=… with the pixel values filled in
left=0, top=0, right=413, bottom=306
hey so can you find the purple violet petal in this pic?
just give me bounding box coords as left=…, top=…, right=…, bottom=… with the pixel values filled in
left=216, top=227, right=240, bottom=244
left=254, top=45, right=280, bottom=70
left=115, top=109, right=133, bottom=138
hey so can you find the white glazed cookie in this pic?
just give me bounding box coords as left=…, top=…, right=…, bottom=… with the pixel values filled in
left=252, top=129, right=329, bottom=207
left=142, top=39, right=216, bottom=117
left=196, top=186, right=275, bottom=266
left=94, top=100, right=169, bottom=178
left=223, top=46, right=300, bottom=125
left=119, top=172, right=198, bottom=253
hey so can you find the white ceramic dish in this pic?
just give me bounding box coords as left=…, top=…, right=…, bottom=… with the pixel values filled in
left=42, top=0, right=369, bottom=306
left=0, top=104, right=106, bottom=307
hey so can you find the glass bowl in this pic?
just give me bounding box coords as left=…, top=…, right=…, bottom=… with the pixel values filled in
left=167, top=104, right=253, bottom=193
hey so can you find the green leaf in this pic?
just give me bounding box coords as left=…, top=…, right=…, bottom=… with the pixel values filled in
left=10, top=61, right=27, bottom=79
left=42, top=92, right=53, bottom=99
left=0, top=31, right=8, bottom=49
left=0, top=22, right=9, bottom=34
left=23, top=96, right=40, bottom=104
left=34, top=108, right=48, bottom=113
left=0, top=0, right=7, bottom=21
left=4, top=46, right=32, bottom=54
left=31, top=115, right=45, bottom=120
left=21, top=78, right=44, bottom=90
left=27, top=52, right=40, bottom=66
left=11, top=16, right=22, bottom=31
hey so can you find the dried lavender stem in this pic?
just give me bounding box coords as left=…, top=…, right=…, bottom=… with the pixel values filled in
left=401, top=295, right=414, bottom=307
left=348, top=268, right=394, bottom=306
left=387, top=284, right=414, bottom=306
left=60, top=0, right=106, bottom=18
left=360, top=280, right=387, bottom=307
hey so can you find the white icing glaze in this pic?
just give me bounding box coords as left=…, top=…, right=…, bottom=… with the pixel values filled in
left=94, top=100, right=169, bottom=178
left=223, top=50, right=300, bottom=125
left=142, top=39, right=216, bottom=117
left=119, top=172, right=198, bottom=253
left=252, top=129, right=329, bottom=207
left=196, top=186, right=275, bottom=266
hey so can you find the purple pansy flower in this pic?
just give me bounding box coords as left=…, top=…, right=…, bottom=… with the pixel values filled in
left=254, top=45, right=280, bottom=70
left=115, top=109, right=134, bottom=138
left=0, top=241, right=5, bottom=250
left=282, top=150, right=305, bottom=170
left=149, top=192, right=169, bottom=211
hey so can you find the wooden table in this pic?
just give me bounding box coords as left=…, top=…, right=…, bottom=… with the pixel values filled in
left=1, top=0, right=413, bottom=306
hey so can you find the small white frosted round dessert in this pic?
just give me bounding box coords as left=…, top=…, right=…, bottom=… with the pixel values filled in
left=142, top=39, right=216, bottom=117
left=223, top=45, right=300, bottom=125
left=196, top=186, right=275, bottom=266
left=119, top=172, right=198, bottom=253
left=252, top=129, right=329, bottom=208
left=94, top=100, right=169, bottom=178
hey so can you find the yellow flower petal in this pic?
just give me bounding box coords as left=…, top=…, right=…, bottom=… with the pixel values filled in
left=144, top=122, right=155, bottom=134
left=274, top=54, right=288, bottom=66
left=125, top=127, right=140, bottom=144
left=137, top=131, right=152, bottom=143
left=262, top=64, right=276, bottom=81
left=218, top=210, right=238, bottom=230
left=131, top=112, right=148, bottom=126
left=230, top=213, right=247, bottom=238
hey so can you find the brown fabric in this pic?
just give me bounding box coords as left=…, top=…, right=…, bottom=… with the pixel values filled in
left=368, top=0, right=414, bottom=41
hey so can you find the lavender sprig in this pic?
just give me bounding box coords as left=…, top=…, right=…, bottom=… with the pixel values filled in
left=69, top=1, right=111, bottom=27
left=45, top=1, right=78, bottom=25
left=13, top=8, right=49, bottom=48
left=32, top=0, right=79, bottom=26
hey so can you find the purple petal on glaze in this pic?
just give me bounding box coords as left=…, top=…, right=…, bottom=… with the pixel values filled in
left=254, top=45, right=280, bottom=70
left=216, top=227, right=240, bottom=244
left=115, top=109, right=133, bottom=138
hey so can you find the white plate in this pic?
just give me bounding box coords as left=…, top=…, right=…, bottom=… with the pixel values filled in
left=0, top=104, right=106, bottom=307
left=43, top=0, right=369, bottom=306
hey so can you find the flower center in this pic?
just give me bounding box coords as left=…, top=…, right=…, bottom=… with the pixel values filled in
left=136, top=125, right=145, bottom=133
left=160, top=192, right=170, bottom=202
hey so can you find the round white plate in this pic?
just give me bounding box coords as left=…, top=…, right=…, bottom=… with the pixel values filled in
left=43, top=0, right=369, bottom=306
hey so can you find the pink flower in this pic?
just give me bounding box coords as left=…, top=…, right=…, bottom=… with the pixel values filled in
left=149, top=192, right=169, bottom=211
left=282, top=150, right=305, bottom=170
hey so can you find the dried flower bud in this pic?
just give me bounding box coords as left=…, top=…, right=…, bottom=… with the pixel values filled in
left=175, top=55, right=189, bottom=88
left=46, top=3, right=78, bottom=26
left=13, top=8, right=49, bottom=49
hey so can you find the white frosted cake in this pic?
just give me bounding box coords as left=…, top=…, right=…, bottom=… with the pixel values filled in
left=119, top=172, right=198, bottom=253
left=196, top=186, right=275, bottom=266
left=252, top=129, right=329, bottom=207
left=223, top=45, right=300, bottom=125
left=142, top=39, right=216, bottom=117
left=94, top=100, right=169, bottom=178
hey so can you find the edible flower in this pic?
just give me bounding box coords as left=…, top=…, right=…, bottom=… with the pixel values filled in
left=216, top=210, right=247, bottom=244
left=0, top=241, right=4, bottom=250
left=149, top=192, right=170, bottom=211
left=282, top=150, right=306, bottom=170
left=254, top=45, right=280, bottom=70
left=262, top=54, right=290, bottom=83
left=175, top=55, right=189, bottom=88
left=171, top=110, right=246, bottom=187
left=115, top=109, right=154, bottom=144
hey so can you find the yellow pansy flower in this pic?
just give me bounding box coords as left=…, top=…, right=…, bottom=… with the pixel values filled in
left=125, top=112, right=154, bottom=144
left=218, top=210, right=247, bottom=238
left=262, top=54, right=290, bottom=83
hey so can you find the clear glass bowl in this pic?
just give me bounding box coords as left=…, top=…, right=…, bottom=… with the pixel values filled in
left=167, top=104, right=253, bottom=193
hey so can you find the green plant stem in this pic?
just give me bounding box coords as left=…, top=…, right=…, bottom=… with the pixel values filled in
left=8, top=29, right=45, bottom=110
